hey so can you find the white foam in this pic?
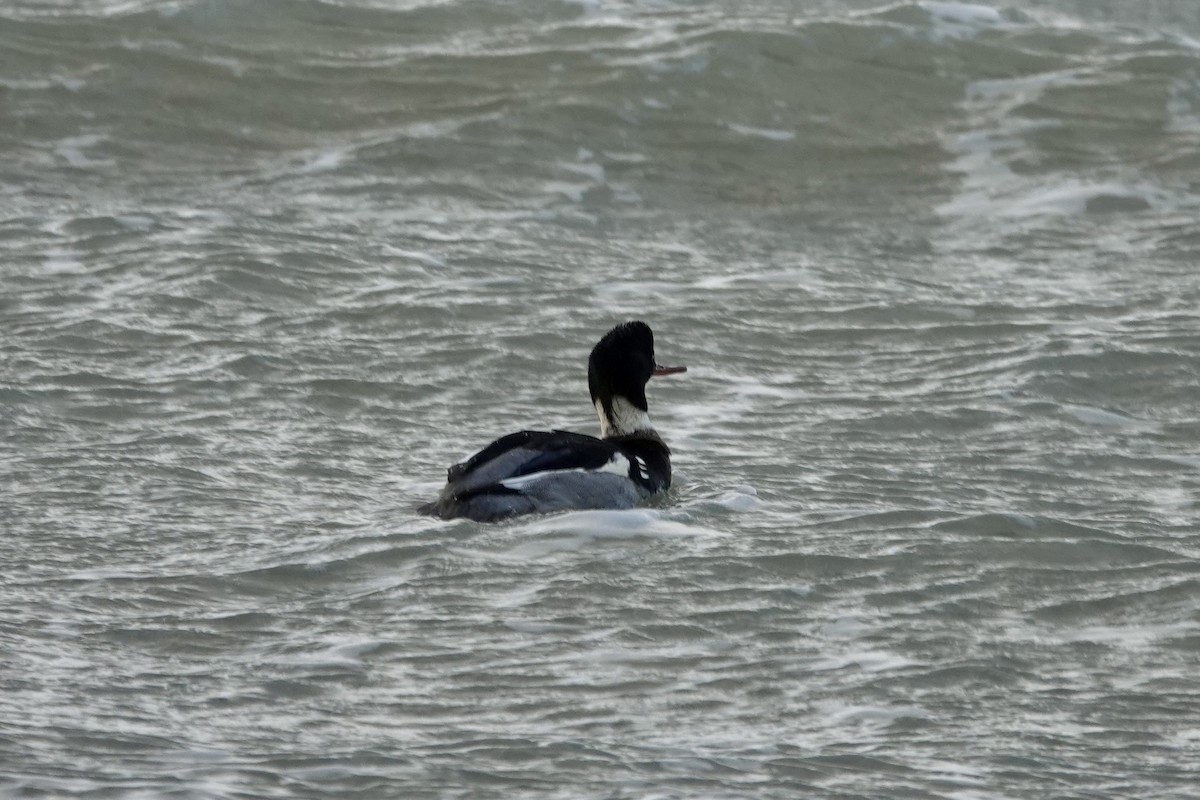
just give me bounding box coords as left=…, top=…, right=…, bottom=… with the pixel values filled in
left=56, top=76, right=86, bottom=92
left=543, top=180, right=590, bottom=203
left=43, top=249, right=84, bottom=275
left=922, top=1, right=1003, bottom=27
left=1015, top=181, right=1156, bottom=218
left=917, top=758, right=989, bottom=787
left=561, top=0, right=602, bottom=15
left=1160, top=455, right=1200, bottom=469
left=1058, top=621, right=1193, bottom=649
left=283, top=636, right=385, bottom=672
left=504, top=619, right=579, bottom=633
left=55, top=135, right=113, bottom=169
left=936, top=66, right=1187, bottom=242
left=1145, top=485, right=1193, bottom=518
left=382, top=245, right=446, bottom=268
left=712, top=490, right=762, bottom=512
left=812, top=647, right=914, bottom=673
left=521, top=508, right=707, bottom=539
left=1167, top=76, right=1200, bottom=134
left=486, top=508, right=723, bottom=560
left=115, top=214, right=154, bottom=231
left=558, top=159, right=605, bottom=182
left=299, top=147, right=346, bottom=173
left=916, top=1, right=1011, bottom=42
left=726, top=122, right=796, bottom=142
left=203, top=55, right=246, bottom=77
left=826, top=702, right=933, bottom=726
left=592, top=279, right=677, bottom=304
left=1064, top=404, right=1155, bottom=431
left=612, top=184, right=642, bottom=204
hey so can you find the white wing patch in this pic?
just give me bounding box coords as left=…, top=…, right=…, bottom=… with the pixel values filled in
left=497, top=453, right=638, bottom=491
left=633, top=456, right=650, bottom=480
left=599, top=453, right=632, bottom=477
left=499, top=468, right=588, bottom=491
left=601, top=453, right=649, bottom=481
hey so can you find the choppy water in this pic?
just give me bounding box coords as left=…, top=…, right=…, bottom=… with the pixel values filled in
left=4, top=0, right=1200, bottom=796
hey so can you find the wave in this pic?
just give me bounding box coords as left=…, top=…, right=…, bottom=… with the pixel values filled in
left=4, top=0, right=1198, bottom=231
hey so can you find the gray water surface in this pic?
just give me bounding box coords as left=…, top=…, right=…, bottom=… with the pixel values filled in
left=3, top=0, right=1200, bottom=797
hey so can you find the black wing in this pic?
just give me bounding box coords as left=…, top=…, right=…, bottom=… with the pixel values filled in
left=443, top=430, right=617, bottom=496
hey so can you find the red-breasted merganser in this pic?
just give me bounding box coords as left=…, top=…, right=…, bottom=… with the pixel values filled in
left=419, top=321, right=686, bottom=522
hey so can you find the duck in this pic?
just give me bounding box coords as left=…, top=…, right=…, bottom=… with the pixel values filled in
left=419, top=320, right=686, bottom=522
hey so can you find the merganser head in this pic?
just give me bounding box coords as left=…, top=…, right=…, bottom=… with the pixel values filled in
left=587, top=321, right=686, bottom=438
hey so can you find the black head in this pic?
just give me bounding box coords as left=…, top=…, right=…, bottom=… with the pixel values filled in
left=587, top=321, right=686, bottom=414
left=588, top=321, right=656, bottom=412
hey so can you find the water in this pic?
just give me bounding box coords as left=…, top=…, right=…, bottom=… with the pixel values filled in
left=3, top=0, right=1199, bottom=796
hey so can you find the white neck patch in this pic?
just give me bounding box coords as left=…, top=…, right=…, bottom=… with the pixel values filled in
left=596, top=396, right=654, bottom=438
